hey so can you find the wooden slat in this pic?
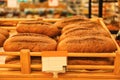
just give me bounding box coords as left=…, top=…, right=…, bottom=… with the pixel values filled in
left=0, top=52, right=116, bottom=57
left=0, top=52, right=20, bottom=56
left=68, top=53, right=116, bottom=57
left=0, top=64, right=20, bottom=68
left=20, top=49, right=31, bottom=74
left=0, top=64, right=114, bottom=70
left=30, top=64, right=114, bottom=70
left=0, top=71, right=120, bottom=79
left=31, top=65, right=42, bottom=69
left=114, top=51, right=120, bottom=75
left=0, top=27, right=16, bottom=30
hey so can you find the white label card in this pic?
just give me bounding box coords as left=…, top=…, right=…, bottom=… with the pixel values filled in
left=7, top=0, right=18, bottom=8
left=42, top=57, right=67, bottom=72
left=48, top=0, right=59, bottom=7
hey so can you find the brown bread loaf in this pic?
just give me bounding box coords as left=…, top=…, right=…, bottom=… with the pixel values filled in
left=57, top=36, right=117, bottom=53
left=0, top=34, right=6, bottom=47
left=62, top=21, right=102, bottom=33
left=3, top=33, right=57, bottom=51
left=53, top=15, right=89, bottom=28
left=16, top=20, right=60, bottom=37
left=5, top=56, right=41, bottom=64
left=68, top=57, right=113, bottom=65
left=0, top=28, right=9, bottom=38
left=60, top=24, right=110, bottom=41
left=0, top=28, right=9, bottom=47
left=0, top=21, right=18, bottom=26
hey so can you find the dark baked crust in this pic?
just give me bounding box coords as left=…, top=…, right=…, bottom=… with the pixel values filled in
left=57, top=36, right=117, bottom=53
left=3, top=33, right=57, bottom=51
left=16, top=21, right=60, bottom=37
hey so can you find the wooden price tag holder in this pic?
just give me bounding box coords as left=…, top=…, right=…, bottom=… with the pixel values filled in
left=42, top=51, right=67, bottom=78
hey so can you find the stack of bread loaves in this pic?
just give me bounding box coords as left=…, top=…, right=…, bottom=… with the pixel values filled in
left=4, top=20, right=59, bottom=64
left=56, top=16, right=117, bottom=65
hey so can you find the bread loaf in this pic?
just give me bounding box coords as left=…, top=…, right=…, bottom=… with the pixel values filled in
left=0, top=28, right=9, bottom=38
left=0, top=21, right=18, bottom=26
left=16, top=20, right=60, bottom=37
left=5, top=56, right=41, bottom=64
left=0, top=34, right=6, bottom=47
left=0, top=28, right=9, bottom=47
left=3, top=33, right=57, bottom=51
left=62, top=21, right=101, bottom=33
left=68, top=57, right=113, bottom=65
left=57, top=36, right=117, bottom=53
left=59, top=23, right=110, bottom=41
left=53, top=15, right=89, bottom=28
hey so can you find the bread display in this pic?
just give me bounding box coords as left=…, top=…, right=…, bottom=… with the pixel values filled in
left=3, top=17, right=117, bottom=66
left=53, top=15, right=89, bottom=28
left=3, top=33, right=57, bottom=52
left=0, top=28, right=9, bottom=47
left=16, top=20, right=60, bottom=37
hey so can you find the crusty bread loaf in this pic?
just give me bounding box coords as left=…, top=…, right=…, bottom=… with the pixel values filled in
left=60, top=30, right=110, bottom=41
left=53, top=15, right=89, bottom=28
left=16, top=20, right=60, bottom=37
left=59, top=24, right=110, bottom=41
left=68, top=57, right=113, bottom=65
left=0, top=28, right=9, bottom=47
left=0, top=28, right=9, bottom=38
left=62, top=21, right=102, bottom=33
left=5, top=56, right=41, bottom=64
left=0, top=34, right=6, bottom=47
left=3, top=33, right=57, bottom=52
left=0, top=21, right=18, bottom=26
left=57, top=36, right=117, bottom=52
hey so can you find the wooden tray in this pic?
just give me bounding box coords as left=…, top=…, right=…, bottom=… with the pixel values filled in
left=0, top=18, right=120, bottom=80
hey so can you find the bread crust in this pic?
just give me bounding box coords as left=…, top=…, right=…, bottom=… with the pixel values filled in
left=3, top=33, right=57, bottom=51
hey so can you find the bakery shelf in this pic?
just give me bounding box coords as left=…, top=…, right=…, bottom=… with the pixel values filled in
left=0, top=18, right=120, bottom=80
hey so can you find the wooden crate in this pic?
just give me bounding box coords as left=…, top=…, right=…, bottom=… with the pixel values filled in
left=0, top=18, right=120, bottom=80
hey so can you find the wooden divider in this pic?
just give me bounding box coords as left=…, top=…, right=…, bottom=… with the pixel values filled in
left=20, top=49, right=31, bottom=74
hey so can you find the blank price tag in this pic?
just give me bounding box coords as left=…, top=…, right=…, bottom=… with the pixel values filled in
left=7, top=0, right=18, bottom=8
left=42, top=51, right=67, bottom=72
left=48, top=0, right=59, bottom=7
